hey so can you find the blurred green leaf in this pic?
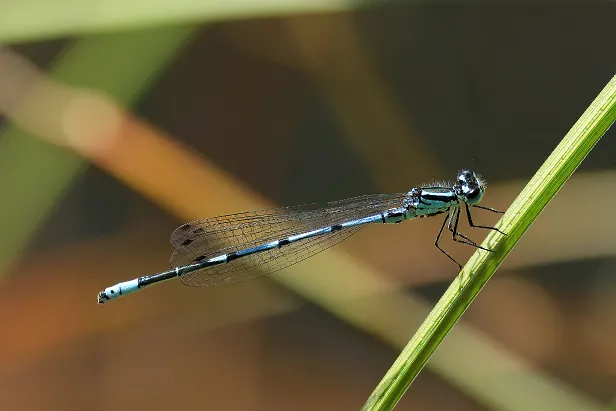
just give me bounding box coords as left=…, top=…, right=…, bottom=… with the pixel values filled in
left=1, top=0, right=357, bottom=44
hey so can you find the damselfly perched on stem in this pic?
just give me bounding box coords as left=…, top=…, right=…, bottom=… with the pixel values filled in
left=97, top=170, right=505, bottom=304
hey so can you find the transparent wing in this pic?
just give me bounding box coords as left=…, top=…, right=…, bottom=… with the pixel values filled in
left=170, top=193, right=408, bottom=287
left=179, top=224, right=365, bottom=287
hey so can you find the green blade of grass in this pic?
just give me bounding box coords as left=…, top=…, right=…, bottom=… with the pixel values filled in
left=0, top=0, right=357, bottom=44
left=362, top=73, right=616, bottom=411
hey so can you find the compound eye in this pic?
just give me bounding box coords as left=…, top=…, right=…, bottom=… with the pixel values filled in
left=457, top=170, right=474, bottom=184
left=467, top=187, right=481, bottom=199
left=464, top=186, right=484, bottom=205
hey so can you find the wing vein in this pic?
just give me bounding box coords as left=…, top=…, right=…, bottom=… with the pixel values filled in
left=169, top=193, right=408, bottom=287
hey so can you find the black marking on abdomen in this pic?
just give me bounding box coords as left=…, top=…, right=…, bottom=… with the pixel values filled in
left=190, top=224, right=342, bottom=267
left=139, top=269, right=179, bottom=287
left=226, top=252, right=239, bottom=262
left=191, top=255, right=226, bottom=267
left=225, top=240, right=282, bottom=262
left=181, top=239, right=193, bottom=246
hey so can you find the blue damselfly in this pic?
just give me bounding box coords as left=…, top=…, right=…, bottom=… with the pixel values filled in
left=97, top=170, right=505, bottom=304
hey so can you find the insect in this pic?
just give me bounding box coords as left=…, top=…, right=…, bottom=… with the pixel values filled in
left=97, top=170, right=505, bottom=304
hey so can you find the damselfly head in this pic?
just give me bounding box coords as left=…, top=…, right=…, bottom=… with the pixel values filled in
left=456, top=170, right=485, bottom=205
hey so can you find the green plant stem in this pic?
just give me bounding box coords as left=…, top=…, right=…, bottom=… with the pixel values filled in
left=362, top=74, right=616, bottom=411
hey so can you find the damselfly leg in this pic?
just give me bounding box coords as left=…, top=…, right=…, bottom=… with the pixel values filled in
left=434, top=210, right=463, bottom=270
left=465, top=203, right=507, bottom=236
left=434, top=204, right=507, bottom=271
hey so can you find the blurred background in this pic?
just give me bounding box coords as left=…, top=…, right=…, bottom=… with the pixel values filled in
left=1, top=1, right=615, bottom=410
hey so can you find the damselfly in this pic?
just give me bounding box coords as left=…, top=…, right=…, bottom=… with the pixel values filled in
left=97, top=170, right=505, bottom=304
